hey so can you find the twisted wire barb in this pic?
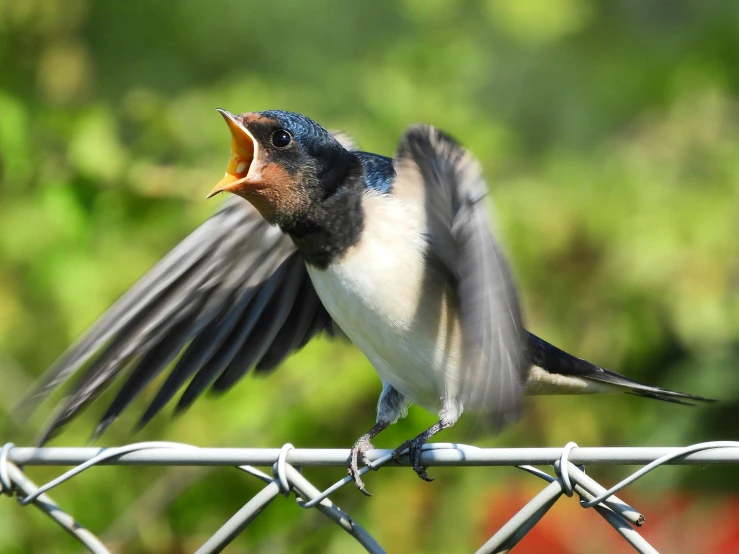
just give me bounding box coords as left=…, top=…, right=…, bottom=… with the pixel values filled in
left=554, top=441, right=579, bottom=496
left=2, top=440, right=738, bottom=554
left=0, top=442, right=13, bottom=495
left=576, top=441, right=739, bottom=508
left=275, top=442, right=294, bottom=495
left=0, top=456, right=110, bottom=553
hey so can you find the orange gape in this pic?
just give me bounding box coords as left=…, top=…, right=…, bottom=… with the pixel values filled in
left=208, top=110, right=256, bottom=198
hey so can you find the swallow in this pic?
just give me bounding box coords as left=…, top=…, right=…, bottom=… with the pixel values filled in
left=24, top=109, right=714, bottom=495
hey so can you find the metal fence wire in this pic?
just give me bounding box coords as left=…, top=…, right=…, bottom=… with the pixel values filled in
left=2, top=441, right=739, bottom=553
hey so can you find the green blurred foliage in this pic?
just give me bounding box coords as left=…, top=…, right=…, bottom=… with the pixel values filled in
left=0, top=0, right=738, bottom=552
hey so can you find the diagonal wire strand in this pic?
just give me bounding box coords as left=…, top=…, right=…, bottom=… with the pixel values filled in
left=2, top=440, right=739, bottom=554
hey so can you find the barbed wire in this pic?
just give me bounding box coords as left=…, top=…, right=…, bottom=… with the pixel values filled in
left=2, top=441, right=739, bottom=553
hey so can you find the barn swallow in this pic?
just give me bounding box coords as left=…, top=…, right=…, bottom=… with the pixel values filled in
left=25, top=109, right=713, bottom=495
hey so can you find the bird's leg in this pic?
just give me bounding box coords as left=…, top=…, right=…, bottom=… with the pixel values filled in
left=392, top=419, right=454, bottom=482
left=349, top=382, right=408, bottom=495
left=349, top=420, right=390, bottom=496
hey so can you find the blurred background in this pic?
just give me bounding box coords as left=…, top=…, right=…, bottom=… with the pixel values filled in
left=1, top=0, right=738, bottom=552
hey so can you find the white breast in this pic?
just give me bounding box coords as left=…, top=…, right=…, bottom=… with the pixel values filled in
left=306, top=190, right=463, bottom=412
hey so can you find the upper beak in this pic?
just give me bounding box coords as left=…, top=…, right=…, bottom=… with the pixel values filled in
left=207, top=109, right=257, bottom=199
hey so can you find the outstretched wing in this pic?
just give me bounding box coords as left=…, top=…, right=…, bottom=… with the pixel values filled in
left=24, top=198, right=340, bottom=444
left=394, top=125, right=529, bottom=428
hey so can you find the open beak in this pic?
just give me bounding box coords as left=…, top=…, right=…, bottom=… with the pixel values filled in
left=207, top=109, right=258, bottom=199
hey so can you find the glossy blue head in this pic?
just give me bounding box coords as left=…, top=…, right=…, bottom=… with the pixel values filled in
left=208, top=109, right=356, bottom=226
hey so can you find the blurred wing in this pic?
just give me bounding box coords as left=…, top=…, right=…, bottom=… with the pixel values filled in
left=329, top=130, right=358, bottom=151
left=24, top=198, right=341, bottom=444
left=394, top=125, right=529, bottom=428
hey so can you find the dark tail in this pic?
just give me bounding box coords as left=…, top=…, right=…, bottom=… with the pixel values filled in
left=525, top=333, right=716, bottom=406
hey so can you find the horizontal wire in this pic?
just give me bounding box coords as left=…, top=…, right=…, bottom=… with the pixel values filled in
left=8, top=443, right=739, bottom=466
left=3, top=440, right=738, bottom=554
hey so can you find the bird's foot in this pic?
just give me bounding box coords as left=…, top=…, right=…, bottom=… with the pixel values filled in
left=392, top=436, right=434, bottom=482
left=348, top=435, right=377, bottom=496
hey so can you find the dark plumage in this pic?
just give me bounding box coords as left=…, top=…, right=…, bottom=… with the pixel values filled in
left=354, top=152, right=395, bottom=193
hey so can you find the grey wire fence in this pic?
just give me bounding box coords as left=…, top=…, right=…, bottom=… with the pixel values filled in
left=2, top=441, right=739, bottom=553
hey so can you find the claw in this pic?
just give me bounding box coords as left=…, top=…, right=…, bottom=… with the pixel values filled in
left=391, top=440, right=411, bottom=464
left=410, top=443, right=434, bottom=482
left=415, top=467, right=435, bottom=482
left=348, top=465, right=373, bottom=496
left=393, top=436, right=435, bottom=482
left=348, top=436, right=376, bottom=496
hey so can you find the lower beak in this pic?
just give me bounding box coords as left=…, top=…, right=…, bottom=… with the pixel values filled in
left=207, top=109, right=257, bottom=199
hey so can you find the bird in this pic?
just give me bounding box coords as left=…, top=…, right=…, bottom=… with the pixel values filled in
left=23, top=108, right=714, bottom=495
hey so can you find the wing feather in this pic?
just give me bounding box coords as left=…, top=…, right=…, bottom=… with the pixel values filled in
left=394, top=125, right=529, bottom=427
left=26, top=198, right=340, bottom=443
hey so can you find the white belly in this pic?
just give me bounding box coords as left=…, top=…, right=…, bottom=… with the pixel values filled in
left=306, top=191, right=463, bottom=412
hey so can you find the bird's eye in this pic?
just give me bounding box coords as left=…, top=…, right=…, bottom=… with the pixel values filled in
left=271, top=129, right=292, bottom=148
